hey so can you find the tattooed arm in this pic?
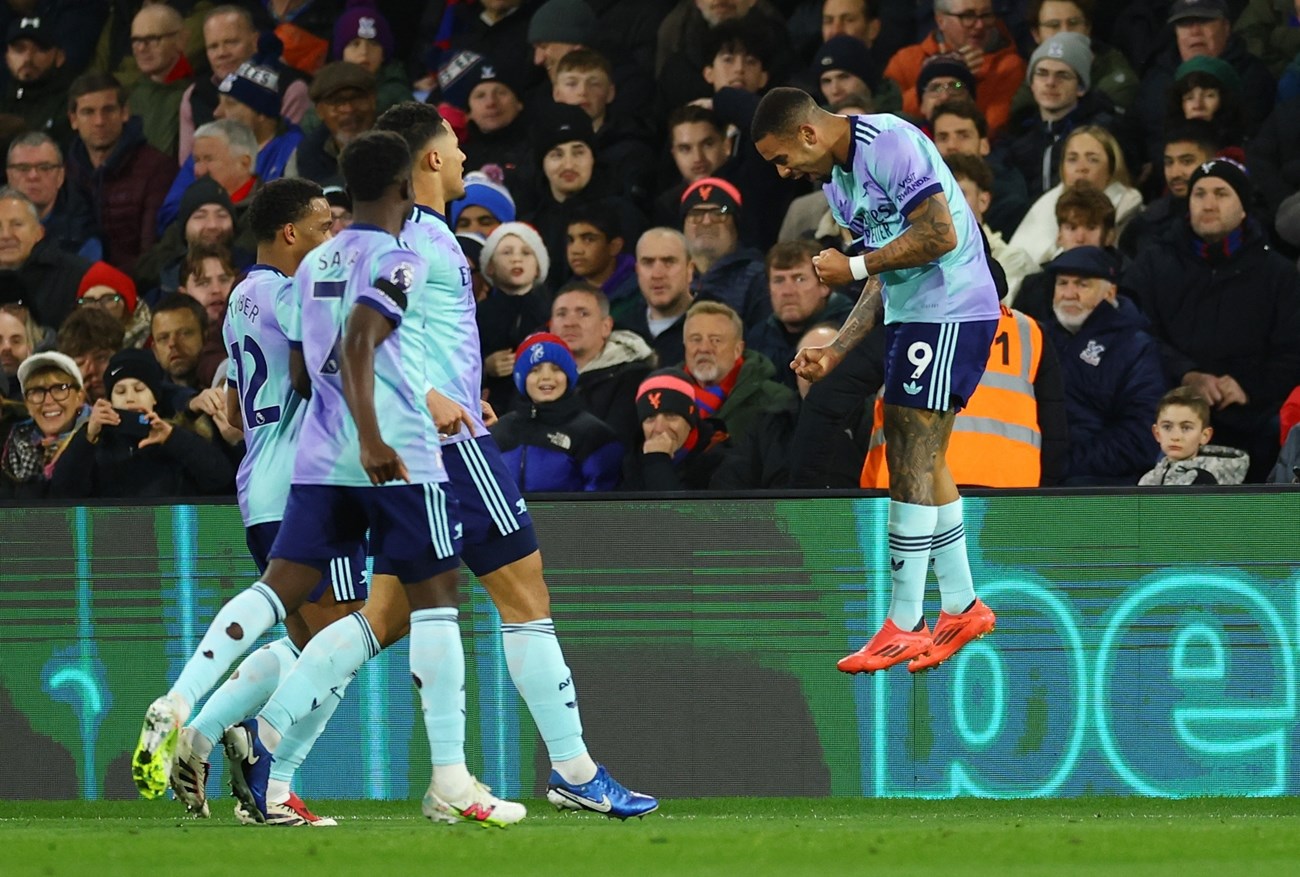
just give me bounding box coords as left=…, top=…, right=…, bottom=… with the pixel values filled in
left=791, top=276, right=882, bottom=382
left=811, top=193, right=958, bottom=285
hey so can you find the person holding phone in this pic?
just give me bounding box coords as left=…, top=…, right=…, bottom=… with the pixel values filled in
left=50, top=348, right=235, bottom=498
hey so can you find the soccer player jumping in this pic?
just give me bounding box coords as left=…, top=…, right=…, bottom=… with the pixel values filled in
left=752, top=87, right=999, bottom=674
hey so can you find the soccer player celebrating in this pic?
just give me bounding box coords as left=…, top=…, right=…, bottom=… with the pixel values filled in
left=231, top=102, right=656, bottom=821
left=134, top=130, right=525, bottom=826
left=168, top=178, right=355, bottom=825
left=752, top=87, right=1001, bottom=674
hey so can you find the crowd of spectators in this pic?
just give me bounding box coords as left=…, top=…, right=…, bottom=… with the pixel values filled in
left=2, top=0, right=1300, bottom=500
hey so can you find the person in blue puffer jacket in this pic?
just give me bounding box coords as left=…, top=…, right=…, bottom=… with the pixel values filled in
left=490, top=332, right=623, bottom=492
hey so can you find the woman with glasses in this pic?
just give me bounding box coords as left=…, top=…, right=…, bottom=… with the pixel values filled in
left=0, top=352, right=87, bottom=499
left=76, top=261, right=152, bottom=349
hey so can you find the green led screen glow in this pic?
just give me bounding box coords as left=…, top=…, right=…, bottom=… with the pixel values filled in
left=1, top=494, right=1298, bottom=800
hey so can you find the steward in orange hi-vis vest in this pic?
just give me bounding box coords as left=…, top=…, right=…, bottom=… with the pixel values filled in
left=860, top=306, right=1043, bottom=488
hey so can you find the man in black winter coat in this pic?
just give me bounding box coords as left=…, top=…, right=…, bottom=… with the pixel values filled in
left=1041, top=247, right=1166, bottom=484
left=1124, top=159, right=1300, bottom=482
left=0, top=187, right=90, bottom=331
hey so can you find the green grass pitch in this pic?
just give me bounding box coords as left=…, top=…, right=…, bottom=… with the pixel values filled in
left=4, top=797, right=1300, bottom=877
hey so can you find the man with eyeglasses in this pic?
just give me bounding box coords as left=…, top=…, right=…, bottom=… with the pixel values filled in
left=0, top=16, right=74, bottom=144
left=6, top=131, right=100, bottom=261
left=0, top=187, right=92, bottom=333
left=1003, top=31, right=1130, bottom=200
left=125, top=3, right=193, bottom=157
left=679, top=176, right=771, bottom=329
left=915, top=53, right=976, bottom=125
left=284, top=62, right=379, bottom=188
left=1009, top=0, right=1137, bottom=118
left=882, top=0, right=1025, bottom=135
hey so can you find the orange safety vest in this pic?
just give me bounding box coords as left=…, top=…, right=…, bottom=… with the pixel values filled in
left=860, top=307, right=1043, bottom=488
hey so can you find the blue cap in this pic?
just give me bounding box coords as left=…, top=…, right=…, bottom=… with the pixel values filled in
left=1043, top=246, right=1118, bottom=281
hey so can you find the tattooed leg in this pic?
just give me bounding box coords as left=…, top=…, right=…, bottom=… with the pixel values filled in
left=883, top=403, right=959, bottom=506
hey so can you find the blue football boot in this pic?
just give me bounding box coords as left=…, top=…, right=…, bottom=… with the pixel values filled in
left=222, top=719, right=273, bottom=824
left=546, top=765, right=658, bottom=820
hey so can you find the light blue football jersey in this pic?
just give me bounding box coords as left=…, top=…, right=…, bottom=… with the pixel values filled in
left=403, top=204, right=487, bottom=445
left=825, top=113, right=1001, bottom=326
left=224, top=265, right=303, bottom=526
left=289, top=224, right=445, bottom=487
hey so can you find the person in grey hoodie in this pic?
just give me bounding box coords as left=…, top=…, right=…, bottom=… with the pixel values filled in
left=1139, top=386, right=1249, bottom=485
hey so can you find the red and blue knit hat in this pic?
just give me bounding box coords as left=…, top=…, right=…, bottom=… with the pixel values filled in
left=636, top=368, right=699, bottom=426
left=513, top=332, right=579, bottom=398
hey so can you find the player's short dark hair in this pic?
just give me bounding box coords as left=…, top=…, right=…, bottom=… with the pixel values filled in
left=153, top=291, right=210, bottom=335
left=374, top=101, right=447, bottom=167
left=67, top=71, right=127, bottom=114
left=765, top=238, right=821, bottom=274
left=930, top=99, right=988, bottom=138
left=1055, top=183, right=1115, bottom=233
left=751, top=87, right=818, bottom=143
left=247, top=177, right=325, bottom=243
left=1162, top=118, right=1221, bottom=155
left=565, top=199, right=622, bottom=242
left=704, top=18, right=773, bottom=70
left=57, top=306, right=124, bottom=357
left=944, top=153, right=994, bottom=193
left=1156, top=386, right=1211, bottom=427
left=667, top=103, right=724, bottom=137
left=339, top=130, right=412, bottom=202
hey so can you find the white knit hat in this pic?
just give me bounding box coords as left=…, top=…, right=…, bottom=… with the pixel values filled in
left=481, top=221, right=550, bottom=286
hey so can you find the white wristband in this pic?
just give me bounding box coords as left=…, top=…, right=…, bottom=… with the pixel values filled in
left=849, top=255, right=870, bottom=281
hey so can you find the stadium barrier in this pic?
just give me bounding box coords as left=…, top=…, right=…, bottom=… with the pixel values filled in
left=2, top=492, right=1298, bottom=801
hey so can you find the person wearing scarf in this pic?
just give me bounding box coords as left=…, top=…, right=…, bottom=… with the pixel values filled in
left=622, top=368, right=729, bottom=491
left=0, top=352, right=89, bottom=499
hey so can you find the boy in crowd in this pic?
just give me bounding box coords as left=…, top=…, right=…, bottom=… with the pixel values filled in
left=1139, top=387, right=1248, bottom=485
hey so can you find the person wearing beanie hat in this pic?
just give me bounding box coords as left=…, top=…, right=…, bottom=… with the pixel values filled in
left=1168, top=54, right=1246, bottom=152
left=917, top=52, right=977, bottom=119
left=77, top=260, right=153, bottom=351
left=449, top=171, right=517, bottom=236
left=679, top=175, right=742, bottom=222
left=1028, top=32, right=1092, bottom=95
left=50, top=343, right=235, bottom=499
left=4, top=350, right=87, bottom=496
left=534, top=102, right=596, bottom=168
left=812, top=34, right=879, bottom=106
left=622, top=367, right=729, bottom=492
left=476, top=222, right=554, bottom=405
left=528, top=0, right=597, bottom=82
left=178, top=176, right=235, bottom=232
left=490, top=330, right=623, bottom=492
left=444, top=49, right=535, bottom=202
left=211, top=37, right=304, bottom=186
left=333, top=0, right=396, bottom=66
left=677, top=176, right=769, bottom=328
left=1126, top=151, right=1300, bottom=482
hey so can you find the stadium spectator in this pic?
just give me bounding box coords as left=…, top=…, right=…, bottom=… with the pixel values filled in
left=550, top=283, right=654, bottom=445
left=655, top=0, right=792, bottom=113
left=1165, top=55, right=1245, bottom=161
left=1268, top=421, right=1300, bottom=484
left=330, top=0, right=410, bottom=115
left=56, top=305, right=123, bottom=404
left=1235, top=0, right=1300, bottom=78
left=136, top=176, right=253, bottom=307
left=125, top=3, right=193, bottom=157
left=682, top=299, right=793, bottom=444
left=449, top=170, right=515, bottom=238
left=1002, top=32, right=1130, bottom=201
left=75, top=260, right=149, bottom=349
left=1009, top=125, right=1141, bottom=265
left=654, top=104, right=732, bottom=228
left=243, top=0, right=344, bottom=76
left=914, top=52, right=976, bottom=126
left=809, top=35, right=879, bottom=109
left=1011, top=0, right=1139, bottom=115
left=490, top=331, right=623, bottom=492
left=179, top=6, right=310, bottom=164
left=6, top=131, right=99, bottom=260
left=50, top=347, right=236, bottom=499
left=177, top=243, right=237, bottom=388
left=64, top=72, right=176, bottom=277
left=439, top=50, right=535, bottom=207
left=0, top=305, right=35, bottom=401
left=212, top=57, right=302, bottom=178
left=615, top=227, right=695, bottom=369
left=0, top=186, right=91, bottom=332
left=284, top=61, right=378, bottom=188
left=745, top=239, right=852, bottom=390
left=1139, top=386, right=1249, bottom=485
left=564, top=200, right=638, bottom=323
left=1119, top=120, right=1219, bottom=260
left=1245, top=96, right=1300, bottom=233
left=0, top=15, right=73, bottom=143
left=149, top=292, right=207, bottom=392
left=528, top=0, right=656, bottom=113
left=699, top=17, right=775, bottom=99
left=476, top=221, right=553, bottom=407
left=945, top=153, right=1037, bottom=304
left=1132, top=0, right=1274, bottom=186
left=0, top=350, right=85, bottom=498
left=1011, top=183, right=1117, bottom=321
left=621, top=366, right=729, bottom=491
left=0, top=3, right=105, bottom=83
left=1125, top=159, right=1300, bottom=482
left=1040, top=246, right=1166, bottom=484
left=157, top=119, right=260, bottom=234
left=882, top=0, right=1026, bottom=134
left=930, top=100, right=1029, bottom=238
left=324, top=185, right=352, bottom=236
left=680, top=177, right=770, bottom=329
left=444, top=0, right=544, bottom=100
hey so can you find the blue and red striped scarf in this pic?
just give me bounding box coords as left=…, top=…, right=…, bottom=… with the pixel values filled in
left=692, top=358, right=743, bottom=420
